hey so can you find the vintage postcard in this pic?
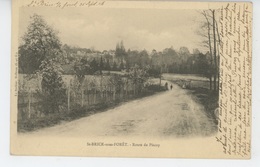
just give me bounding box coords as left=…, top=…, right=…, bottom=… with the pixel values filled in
left=10, top=0, right=252, bottom=159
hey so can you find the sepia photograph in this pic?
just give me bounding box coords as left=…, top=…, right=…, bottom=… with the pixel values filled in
left=17, top=4, right=219, bottom=138
left=10, top=0, right=252, bottom=159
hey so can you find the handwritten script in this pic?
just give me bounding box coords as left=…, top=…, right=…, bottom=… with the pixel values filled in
left=217, top=3, right=252, bottom=158
left=26, top=0, right=105, bottom=9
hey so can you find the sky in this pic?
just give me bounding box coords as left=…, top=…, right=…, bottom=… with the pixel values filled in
left=19, top=6, right=207, bottom=53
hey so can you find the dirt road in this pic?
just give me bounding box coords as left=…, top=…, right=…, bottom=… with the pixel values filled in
left=22, top=82, right=217, bottom=138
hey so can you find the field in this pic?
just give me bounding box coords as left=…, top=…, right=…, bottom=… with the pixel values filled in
left=162, top=73, right=211, bottom=89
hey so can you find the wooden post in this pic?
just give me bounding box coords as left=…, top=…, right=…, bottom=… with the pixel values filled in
left=81, top=89, right=84, bottom=107
left=86, top=86, right=89, bottom=105
left=100, top=74, right=103, bottom=99
left=28, top=89, right=31, bottom=119
left=121, top=83, right=124, bottom=99
left=68, top=80, right=71, bottom=112
left=87, top=89, right=90, bottom=105
left=105, top=86, right=108, bottom=101
left=126, top=80, right=128, bottom=99
left=159, top=66, right=162, bottom=86
left=113, top=86, right=116, bottom=101
left=109, top=86, right=111, bottom=101
left=134, top=83, right=136, bottom=96
left=94, top=87, right=96, bottom=104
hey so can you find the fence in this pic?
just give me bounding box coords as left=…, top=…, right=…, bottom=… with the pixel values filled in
left=18, top=74, right=145, bottom=121
left=172, top=79, right=211, bottom=89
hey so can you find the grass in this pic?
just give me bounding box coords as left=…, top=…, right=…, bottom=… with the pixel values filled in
left=169, top=79, right=219, bottom=125
left=189, top=87, right=219, bottom=125
left=18, top=103, right=114, bottom=132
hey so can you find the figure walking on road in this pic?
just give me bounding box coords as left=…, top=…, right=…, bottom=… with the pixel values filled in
left=170, top=84, right=173, bottom=90
left=165, top=82, right=168, bottom=90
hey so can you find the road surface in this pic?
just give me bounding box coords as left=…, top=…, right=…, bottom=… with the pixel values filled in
left=22, top=82, right=217, bottom=138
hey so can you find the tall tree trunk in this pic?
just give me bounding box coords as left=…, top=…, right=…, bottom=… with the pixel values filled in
left=203, top=11, right=213, bottom=90
left=212, top=10, right=217, bottom=92
left=215, top=20, right=221, bottom=92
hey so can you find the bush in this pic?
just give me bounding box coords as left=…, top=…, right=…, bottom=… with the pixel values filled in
left=39, top=60, right=67, bottom=114
left=146, top=84, right=167, bottom=92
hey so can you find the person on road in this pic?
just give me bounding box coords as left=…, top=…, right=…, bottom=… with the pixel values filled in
left=170, top=84, right=173, bottom=90
left=165, top=82, right=168, bottom=90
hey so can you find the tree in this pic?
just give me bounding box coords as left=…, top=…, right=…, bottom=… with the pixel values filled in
left=193, top=48, right=201, bottom=55
left=147, top=67, right=161, bottom=77
left=104, top=59, right=111, bottom=71
left=179, top=47, right=191, bottom=62
left=199, top=10, right=219, bottom=91
left=115, top=40, right=127, bottom=61
left=19, top=14, right=66, bottom=114
left=74, top=58, right=91, bottom=85
left=19, top=14, right=62, bottom=74
left=128, top=65, right=148, bottom=94
left=112, top=61, right=118, bottom=71
left=90, top=58, right=98, bottom=74
left=212, top=10, right=218, bottom=91
left=108, top=74, right=123, bottom=100
left=196, top=53, right=209, bottom=75
left=139, top=50, right=150, bottom=68
left=119, top=59, right=124, bottom=70
left=40, top=59, right=66, bottom=114
left=99, top=56, right=104, bottom=74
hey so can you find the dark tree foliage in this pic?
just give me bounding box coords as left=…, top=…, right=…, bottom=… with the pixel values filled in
left=19, top=14, right=62, bottom=74
left=40, top=60, right=66, bottom=114
left=119, top=60, right=124, bottom=70
left=89, top=59, right=99, bottom=74
left=104, top=59, right=111, bottom=71
left=147, top=68, right=161, bottom=78
left=19, top=14, right=66, bottom=114
left=99, top=56, right=104, bottom=73
left=115, top=40, right=127, bottom=60
left=112, top=61, right=118, bottom=71
left=74, top=57, right=91, bottom=85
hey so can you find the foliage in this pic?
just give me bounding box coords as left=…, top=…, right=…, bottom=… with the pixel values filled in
left=145, top=84, right=167, bottom=92
left=104, top=59, right=111, bottom=71
left=74, top=57, right=91, bottom=85
left=58, top=41, right=212, bottom=77
left=128, top=65, right=148, bottom=87
left=115, top=40, right=127, bottom=60
left=109, top=74, right=124, bottom=93
left=19, top=14, right=62, bottom=74
left=89, top=59, right=99, bottom=74
left=19, top=14, right=67, bottom=114
left=147, top=67, right=161, bottom=78
left=17, top=14, right=214, bottom=77
left=39, top=59, right=66, bottom=114
left=112, top=61, right=118, bottom=71
left=99, top=56, right=104, bottom=73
